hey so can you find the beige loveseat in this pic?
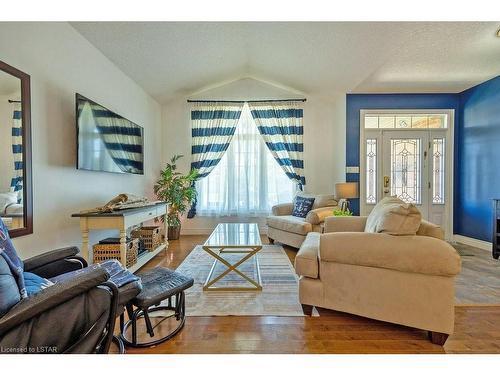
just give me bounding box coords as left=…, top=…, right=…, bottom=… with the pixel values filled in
left=267, top=193, right=338, bottom=248
left=294, top=200, right=461, bottom=345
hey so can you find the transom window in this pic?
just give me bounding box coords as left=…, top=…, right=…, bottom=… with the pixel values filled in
left=364, top=114, right=447, bottom=129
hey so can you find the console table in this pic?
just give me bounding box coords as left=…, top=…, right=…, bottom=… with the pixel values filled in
left=72, top=202, right=168, bottom=273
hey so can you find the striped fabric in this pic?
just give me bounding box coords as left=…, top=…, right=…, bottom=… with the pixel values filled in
left=188, top=102, right=244, bottom=217
left=10, top=108, right=23, bottom=200
left=248, top=101, right=306, bottom=189
left=88, top=103, right=144, bottom=174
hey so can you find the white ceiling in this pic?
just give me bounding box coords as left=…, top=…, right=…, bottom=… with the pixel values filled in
left=71, top=22, right=500, bottom=103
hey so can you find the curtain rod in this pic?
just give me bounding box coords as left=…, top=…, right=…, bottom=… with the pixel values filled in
left=187, top=98, right=306, bottom=103
left=8, top=100, right=21, bottom=103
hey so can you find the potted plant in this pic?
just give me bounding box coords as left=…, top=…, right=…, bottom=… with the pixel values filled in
left=154, top=155, right=198, bottom=240
left=333, top=208, right=353, bottom=216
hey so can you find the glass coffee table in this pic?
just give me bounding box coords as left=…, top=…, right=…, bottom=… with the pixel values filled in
left=202, top=223, right=263, bottom=291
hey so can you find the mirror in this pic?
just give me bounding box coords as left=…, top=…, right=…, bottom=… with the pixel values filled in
left=0, top=60, right=32, bottom=237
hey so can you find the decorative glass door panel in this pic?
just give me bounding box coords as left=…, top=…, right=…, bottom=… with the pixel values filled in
left=390, top=138, right=421, bottom=204
left=432, top=138, right=445, bottom=204
left=365, top=139, right=377, bottom=204
left=382, top=131, right=429, bottom=220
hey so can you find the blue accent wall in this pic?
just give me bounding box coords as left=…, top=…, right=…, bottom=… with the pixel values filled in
left=345, top=94, right=460, bottom=216
left=456, top=76, right=500, bottom=242
left=345, top=77, right=500, bottom=242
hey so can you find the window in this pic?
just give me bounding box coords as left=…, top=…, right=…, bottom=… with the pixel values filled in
left=196, top=104, right=296, bottom=216
left=365, top=138, right=377, bottom=204
left=364, top=114, right=447, bottom=129
left=432, top=138, right=445, bottom=204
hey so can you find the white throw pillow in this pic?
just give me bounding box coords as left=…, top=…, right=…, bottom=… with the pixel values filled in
left=0, top=192, right=18, bottom=213
left=365, top=196, right=422, bottom=235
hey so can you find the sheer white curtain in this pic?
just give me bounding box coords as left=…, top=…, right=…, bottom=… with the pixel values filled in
left=196, top=103, right=295, bottom=216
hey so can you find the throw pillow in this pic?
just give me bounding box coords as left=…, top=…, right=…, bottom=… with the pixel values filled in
left=365, top=196, right=422, bottom=235
left=292, top=196, right=315, bottom=218
left=23, top=272, right=54, bottom=296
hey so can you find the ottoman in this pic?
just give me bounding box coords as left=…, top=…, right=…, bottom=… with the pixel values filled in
left=120, top=267, right=194, bottom=347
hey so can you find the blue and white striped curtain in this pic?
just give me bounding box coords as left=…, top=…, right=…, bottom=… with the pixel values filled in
left=188, top=102, right=244, bottom=218
left=10, top=106, right=23, bottom=200
left=248, top=101, right=306, bottom=189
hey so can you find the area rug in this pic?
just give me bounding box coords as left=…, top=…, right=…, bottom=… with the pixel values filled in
left=176, top=244, right=305, bottom=316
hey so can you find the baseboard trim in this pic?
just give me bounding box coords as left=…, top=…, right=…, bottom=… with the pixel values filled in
left=181, top=226, right=268, bottom=236
left=453, top=234, right=491, bottom=251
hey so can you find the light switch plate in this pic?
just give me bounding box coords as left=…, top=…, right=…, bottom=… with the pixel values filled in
left=346, top=166, right=360, bottom=174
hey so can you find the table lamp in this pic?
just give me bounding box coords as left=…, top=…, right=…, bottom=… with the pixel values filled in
left=335, top=182, right=359, bottom=213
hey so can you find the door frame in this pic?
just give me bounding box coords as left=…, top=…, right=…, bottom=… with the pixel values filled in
left=359, top=109, right=455, bottom=239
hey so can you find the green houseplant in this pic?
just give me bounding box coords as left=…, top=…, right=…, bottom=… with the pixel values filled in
left=154, top=155, right=198, bottom=240
left=333, top=208, right=353, bottom=216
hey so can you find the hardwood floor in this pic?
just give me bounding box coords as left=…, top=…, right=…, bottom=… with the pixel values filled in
left=452, top=242, right=500, bottom=304
left=120, top=235, right=500, bottom=354
left=139, top=234, right=297, bottom=271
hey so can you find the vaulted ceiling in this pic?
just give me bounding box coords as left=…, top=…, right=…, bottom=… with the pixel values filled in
left=71, top=22, right=500, bottom=103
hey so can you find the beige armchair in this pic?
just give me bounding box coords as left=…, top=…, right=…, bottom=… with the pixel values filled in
left=295, top=215, right=461, bottom=345
left=267, top=193, right=338, bottom=248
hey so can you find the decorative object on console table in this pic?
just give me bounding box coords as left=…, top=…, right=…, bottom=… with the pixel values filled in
left=492, top=199, right=500, bottom=260
left=72, top=202, right=168, bottom=273
left=335, top=182, right=358, bottom=213
left=154, top=155, right=198, bottom=240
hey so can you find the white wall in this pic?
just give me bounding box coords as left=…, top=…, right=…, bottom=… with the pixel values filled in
left=0, top=23, right=162, bottom=258
left=161, top=78, right=346, bottom=234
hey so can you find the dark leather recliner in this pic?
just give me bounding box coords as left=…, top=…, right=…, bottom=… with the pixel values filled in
left=0, top=246, right=120, bottom=354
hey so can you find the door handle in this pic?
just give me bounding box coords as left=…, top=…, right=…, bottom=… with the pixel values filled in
left=383, top=175, right=390, bottom=194
left=383, top=176, right=390, bottom=188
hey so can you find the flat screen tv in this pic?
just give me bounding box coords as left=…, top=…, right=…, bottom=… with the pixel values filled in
left=76, top=93, right=144, bottom=175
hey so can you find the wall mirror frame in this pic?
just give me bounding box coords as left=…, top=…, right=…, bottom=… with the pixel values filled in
left=0, top=60, right=33, bottom=237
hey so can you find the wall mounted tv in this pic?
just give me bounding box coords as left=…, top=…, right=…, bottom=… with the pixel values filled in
left=76, top=93, right=144, bottom=175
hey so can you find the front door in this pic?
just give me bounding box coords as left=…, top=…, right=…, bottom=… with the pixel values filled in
left=360, top=111, right=451, bottom=238
left=382, top=131, right=430, bottom=219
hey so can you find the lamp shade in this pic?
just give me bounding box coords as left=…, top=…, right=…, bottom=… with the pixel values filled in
left=335, top=182, right=359, bottom=199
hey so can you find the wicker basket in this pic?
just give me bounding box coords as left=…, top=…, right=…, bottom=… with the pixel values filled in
left=93, top=238, right=139, bottom=268
left=131, top=226, right=162, bottom=252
